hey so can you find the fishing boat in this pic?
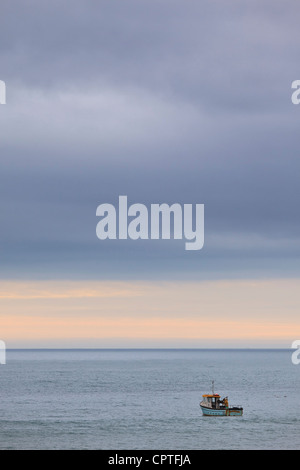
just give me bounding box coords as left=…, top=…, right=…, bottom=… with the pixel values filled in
left=200, top=381, right=243, bottom=416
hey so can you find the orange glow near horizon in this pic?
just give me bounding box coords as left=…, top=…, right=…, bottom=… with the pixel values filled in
left=1, top=279, right=299, bottom=347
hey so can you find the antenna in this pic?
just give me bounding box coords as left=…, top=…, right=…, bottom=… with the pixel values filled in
left=212, top=380, right=215, bottom=395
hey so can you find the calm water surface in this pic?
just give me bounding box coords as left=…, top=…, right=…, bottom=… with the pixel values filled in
left=0, top=349, right=299, bottom=449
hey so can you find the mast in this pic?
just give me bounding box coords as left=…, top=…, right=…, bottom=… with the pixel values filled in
left=212, top=380, right=215, bottom=395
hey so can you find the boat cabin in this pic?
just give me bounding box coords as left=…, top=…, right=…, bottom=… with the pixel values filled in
left=201, top=394, right=228, bottom=409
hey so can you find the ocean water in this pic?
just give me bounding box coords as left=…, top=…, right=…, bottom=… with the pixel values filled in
left=0, top=349, right=299, bottom=450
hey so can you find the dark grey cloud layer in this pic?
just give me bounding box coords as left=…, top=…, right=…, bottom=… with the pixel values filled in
left=1, top=0, right=300, bottom=279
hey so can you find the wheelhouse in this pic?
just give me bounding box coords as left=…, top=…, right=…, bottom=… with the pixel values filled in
left=201, top=394, right=221, bottom=409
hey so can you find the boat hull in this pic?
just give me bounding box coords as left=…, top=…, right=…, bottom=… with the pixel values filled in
left=200, top=405, right=243, bottom=416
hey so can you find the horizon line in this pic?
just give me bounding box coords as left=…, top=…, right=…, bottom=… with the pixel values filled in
left=5, top=347, right=292, bottom=351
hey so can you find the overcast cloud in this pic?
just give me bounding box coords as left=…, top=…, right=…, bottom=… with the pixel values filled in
left=0, top=0, right=299, bottom=279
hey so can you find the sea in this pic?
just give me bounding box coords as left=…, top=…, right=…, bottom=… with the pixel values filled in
left=0, top=348, right=299, bottom=450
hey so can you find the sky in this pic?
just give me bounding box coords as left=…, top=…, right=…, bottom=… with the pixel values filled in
left=0, top=0, right=300, bottom=347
